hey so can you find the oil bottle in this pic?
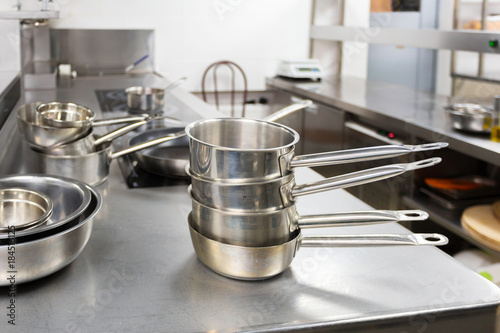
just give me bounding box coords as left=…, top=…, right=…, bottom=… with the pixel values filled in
left=491, top=96, right=500, bottom=142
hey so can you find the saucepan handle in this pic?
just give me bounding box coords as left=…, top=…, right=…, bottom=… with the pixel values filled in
left=281, top=158, right=441, bottom=206
left=298, top=210, right=428, bottom=228
left=288, top=142, right=448, bottom=169
left=93, top=114, right=181, bottom=127
left=299, top=233, right=448, bottom=247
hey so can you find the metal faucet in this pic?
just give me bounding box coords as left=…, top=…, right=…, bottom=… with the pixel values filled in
left=39, top=0, right=53, bottom=11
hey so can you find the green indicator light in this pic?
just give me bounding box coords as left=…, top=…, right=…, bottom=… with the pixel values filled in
left=489, top=40, right=498, bottom=47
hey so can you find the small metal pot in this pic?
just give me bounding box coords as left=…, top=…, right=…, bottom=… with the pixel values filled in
left=31, top=131, right=185, bottom=185
left=186, top=115, right=448, bottom=182
left=17, top=102, right=156, bottom=149
left=39, top=115, right=160, bottom=156
left=188, top=214, right=448, bottom=280
left=0, top=188, right=53, bottom=232
left=126, top=77, right=186, bottom=113
left=189, top=188, right=429, bottom=246
left=188, top=158, right=442, bottom=212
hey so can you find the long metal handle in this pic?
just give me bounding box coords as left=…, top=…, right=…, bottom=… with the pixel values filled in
left=290, top=157, right=442, bottom=198
left=94, top=120, right=149, bottom=147
left=299, top=233, right=448, bottom=247
left=163, top=77, right=187, bottom=94
left=298, top=210, right=428, bottom=228
left=289, top=142, right=448, bottom=169
left=110, top=130, right=186, bottom=159
left=263, top=100, right=313, bottom=122
left=93, top=114, right=182, bottom=127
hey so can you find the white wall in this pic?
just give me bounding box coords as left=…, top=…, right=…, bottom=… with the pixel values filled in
left=1, top=0, right=312, bottom=92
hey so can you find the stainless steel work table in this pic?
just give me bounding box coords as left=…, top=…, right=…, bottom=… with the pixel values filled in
left=266, top=76, right=500, bottom=167
left=0, top=75, right=499, bottom=332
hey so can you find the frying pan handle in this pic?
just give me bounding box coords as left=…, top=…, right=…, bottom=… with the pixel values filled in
left=288, top=142, right=448, bottom=169
left=263, top=100, right=313, bottom=123
left=286, top=158, right=441, bottom=203
left=299, top=233, right=449, bottom=247
left=110, top=131, right=186, bottom=159
left=297, top=210, right=429, bottom=228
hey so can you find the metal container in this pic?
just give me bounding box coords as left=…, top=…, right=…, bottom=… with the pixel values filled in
left=188, top=214, right=448, bottom=280
left=31, top=131, right=185, bottom=185
left=17, top=102, right=156, bottom=149
left=37, top=102, right=95, bottom=128
left=186, top=116, right=448, bottom=182
left=126, top=77, right=186, bottom=113
left=189, top=188, right=429, bottom=246
left=0, top=188, right=53, bottom=232
left=445, top=104, right=499, bottom=133
left=0, top=175, right=92, bottom=239
left=188, top=158, right=442, bottom=212
left=0, top=184, right=101, bottom=285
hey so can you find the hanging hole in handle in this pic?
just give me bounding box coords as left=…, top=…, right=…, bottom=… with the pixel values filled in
left=424, top=236, right=442, bottom=242
left=421, top=142, right=449, bottom=150
left=414, top=157, right=442, bottom=168
left=404, top=212, right=422, bottom=217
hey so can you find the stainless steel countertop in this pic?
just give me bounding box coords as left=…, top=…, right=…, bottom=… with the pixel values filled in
left=266, top=76, right=500, bottom=166
left=0, top=75, right=499, bottom=332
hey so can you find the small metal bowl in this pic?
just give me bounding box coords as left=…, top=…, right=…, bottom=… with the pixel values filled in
left=36, top=102, right=95, bottom=128
left=0, top=188, right=53, bottom=232
left=444, top=104, right=498, bottom=133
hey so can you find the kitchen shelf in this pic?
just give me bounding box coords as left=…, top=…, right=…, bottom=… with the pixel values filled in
left=310, top=25, right=500, bottom=54
left=403, top=194, right=500, bottom=259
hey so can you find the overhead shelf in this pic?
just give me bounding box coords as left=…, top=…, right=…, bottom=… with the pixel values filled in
left=310, top=25, right=500, bottom=54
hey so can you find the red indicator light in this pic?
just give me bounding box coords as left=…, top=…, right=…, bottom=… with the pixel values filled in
left=388, top=132, right=395, bottom=139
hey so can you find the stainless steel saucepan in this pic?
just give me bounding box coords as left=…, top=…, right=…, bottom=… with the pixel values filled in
left=188, top=158, right=442, bottom=212
left=186, top=116, right=448, bottom=181
left=39, top=114, right=164, bottom=156
left=126, top=76, right=187, bottom=113
left=189, top=188, right=429, bottom=246
left=31, top=130, right=185, bottom=185
left=188, top=214, right=448, bottom=280
left=18, top=102, right=161, bottom=149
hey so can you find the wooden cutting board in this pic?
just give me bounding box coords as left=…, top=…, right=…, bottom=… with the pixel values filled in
left=493, top=201, right=500, bottom=220
left=461, top=204, right=500, bottom=251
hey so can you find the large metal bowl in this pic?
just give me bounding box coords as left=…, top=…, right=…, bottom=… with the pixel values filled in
left=0, top=174, right=92, bottom=239
left=444, top=104, right=499, bottom=133
left=0, top=183, right=101, bottom=285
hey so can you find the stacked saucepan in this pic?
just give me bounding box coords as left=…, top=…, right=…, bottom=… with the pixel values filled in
left=0, top=174, right=102, bottom=285
left=16, top=102, right=185, bottom=185
left=183, top=104, right=450, bottom=280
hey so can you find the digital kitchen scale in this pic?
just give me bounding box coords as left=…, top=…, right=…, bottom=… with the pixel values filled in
left=276, top=59, right=324, bottom=80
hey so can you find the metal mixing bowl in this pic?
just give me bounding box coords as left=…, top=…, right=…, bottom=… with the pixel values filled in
left=0, top=174, right=92, bottom=239
left=0, top=188, right=53, bottom=232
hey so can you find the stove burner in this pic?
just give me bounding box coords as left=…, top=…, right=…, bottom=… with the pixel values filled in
left=95, top=89, right=128, bottom=112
